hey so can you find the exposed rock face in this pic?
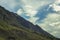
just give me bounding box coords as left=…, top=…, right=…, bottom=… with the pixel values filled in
left=0, top=6, right=59, bottom=40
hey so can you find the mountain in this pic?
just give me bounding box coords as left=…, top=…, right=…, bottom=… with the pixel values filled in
left=0, top=6, right=59, bottom=40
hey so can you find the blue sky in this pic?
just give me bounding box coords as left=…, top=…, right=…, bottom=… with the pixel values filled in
left=0, top=0, right=60, bottom=38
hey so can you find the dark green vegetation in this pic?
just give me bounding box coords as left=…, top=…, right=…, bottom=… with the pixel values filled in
left=0, top=6, right=59, bottom=40
left=0, top=19, right=54, bottom=40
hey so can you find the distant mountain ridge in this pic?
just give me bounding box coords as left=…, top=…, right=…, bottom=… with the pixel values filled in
left=0, top=6, right=59, bottom=40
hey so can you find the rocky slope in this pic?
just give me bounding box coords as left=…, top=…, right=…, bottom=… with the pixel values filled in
left=0, top=6, right=59, bottom=40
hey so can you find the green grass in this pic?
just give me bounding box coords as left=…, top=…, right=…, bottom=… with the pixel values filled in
left=0, top=20, right=57, bottom=40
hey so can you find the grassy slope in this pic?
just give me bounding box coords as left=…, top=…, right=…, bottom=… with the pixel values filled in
left=0, top=19, right=56, bottom=40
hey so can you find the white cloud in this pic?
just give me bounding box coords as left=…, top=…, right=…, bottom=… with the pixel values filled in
left=23, top=5, right=37, bottom=17
left=49, top=22, right=60, bottom=26
left=38, top=13, right=60, bottom=38
left=28, top=17, right=39, bottom=25
left=0, top=0, right=23, bottom=12
left=52, top=4, right=60, bottom=12
left=21, top=0, right=54, bottom=10
left=16, top=0, right=54, bottom=24
left=51, top=31, right=58, bottom=35
left=0, top=0, right=54, bottom=12
left=17, top=9, right=23, bottom=15
left=17, top=5, right=37, bottom=17
left=49, top=0, right=60, bottom=12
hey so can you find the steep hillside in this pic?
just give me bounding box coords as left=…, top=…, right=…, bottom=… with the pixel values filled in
left=0, top=6, right=59, bottom=40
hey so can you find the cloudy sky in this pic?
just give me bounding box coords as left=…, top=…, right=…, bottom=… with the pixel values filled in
left=0, top=0, right=60, bottom=38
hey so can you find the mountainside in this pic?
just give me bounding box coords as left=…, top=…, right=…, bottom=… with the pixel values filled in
left=0, top=6, right=59, bottom=40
